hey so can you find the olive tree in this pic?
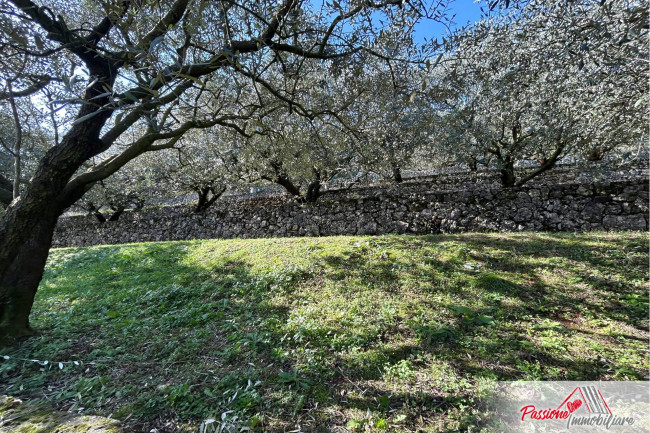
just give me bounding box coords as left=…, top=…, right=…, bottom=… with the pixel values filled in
left=75, top=160, right=155, bottom=221
left=149, top=128, right=242, bottom=212
left=430, top=0, right=647, bottom=186
left=344, top=33, right=436, bottom=183
left=234, top=105, right=361, bottom=202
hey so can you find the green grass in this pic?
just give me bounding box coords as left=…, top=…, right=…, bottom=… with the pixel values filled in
left=1, top=232, right=648, bottom=432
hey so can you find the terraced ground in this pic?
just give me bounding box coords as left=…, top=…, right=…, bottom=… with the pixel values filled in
left=1, top=232, right=648, bottom=432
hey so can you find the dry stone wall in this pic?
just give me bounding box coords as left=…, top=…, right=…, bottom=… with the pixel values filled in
left=52, top=177, right=649, bottom=248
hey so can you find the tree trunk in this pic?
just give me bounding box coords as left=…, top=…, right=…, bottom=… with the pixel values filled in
left=194, top=187, right=209, bottom=212
left=275, top=174, right=302, bottom=198
left=499, top=160, right=516, bottom=187
left=392, top=166, right=403, bottom=183
left=0, top=92, right=116, bottom=342
left=305, top=180, right=321, bottom=202
left=0, top=215, right=57, bottom=341
left=86, top=203, right=107, bottom=222
left=0, top=70, right=116, bottom=281
left=515, top=143, right=565, bottom=187
left=108, top=206, right=125, bottom=221
left=194, top=186, right=225, bottom=213
left=0, top=175, right=99, bottom=343
left=93, top=210, right=107, bottom=223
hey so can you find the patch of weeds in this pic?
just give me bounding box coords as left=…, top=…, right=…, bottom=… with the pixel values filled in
left=515, top=360, right=545, bottom=380
left=448, top=304, right=496, bottom=326
left=412, top=323, right=457, bottom=345
left=383, top=359, right=416, bottom=382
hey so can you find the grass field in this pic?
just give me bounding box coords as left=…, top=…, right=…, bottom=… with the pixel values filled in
left=1, top=232, right=648, bottom=432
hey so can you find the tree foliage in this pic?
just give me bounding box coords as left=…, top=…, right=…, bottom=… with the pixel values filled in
left=429, top=0, right=647, bottom=185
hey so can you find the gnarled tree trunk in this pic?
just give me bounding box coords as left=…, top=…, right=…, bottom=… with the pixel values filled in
left=392, top=166, right=403, bottom=183
left=108, top=205, right=125, bottom=221
left=275, top=174, right=302, bottom=198
left=0, top=72, right=116, bottom=341
left=0, top=174, right=12, bottom=207
left=305, top=179, right=321, bottom=202
left=86, top=203, right=107, bottom=223
left=515, top=142, right=566, bottom=187
left=498, top=158, right=516, bottom=188
left=0, top=213, right=58, bottom=340
left=194, top=186, right=225, bottom=213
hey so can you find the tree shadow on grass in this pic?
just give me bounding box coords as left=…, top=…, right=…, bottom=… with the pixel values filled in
left=4, top=242, right=302, bottom=431
left=0, top=234, right=646, bottom=432
left=313, top=233, right=648, bottom=379
left=285, top=233, right=647, bottom=430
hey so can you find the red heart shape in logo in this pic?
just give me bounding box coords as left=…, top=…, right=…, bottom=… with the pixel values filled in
left=567, top=400, right=582, bottom=413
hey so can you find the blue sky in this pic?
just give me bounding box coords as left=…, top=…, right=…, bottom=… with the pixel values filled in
left=413, top=1, right=484, bottom=43
left=307, top=0, right=484, bottom=45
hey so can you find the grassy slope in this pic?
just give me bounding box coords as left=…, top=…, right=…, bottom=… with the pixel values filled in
left=0, top=233, right=648, bottom=432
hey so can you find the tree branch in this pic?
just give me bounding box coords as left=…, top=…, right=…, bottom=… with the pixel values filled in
left=0, top=76, right=51, bottom=100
